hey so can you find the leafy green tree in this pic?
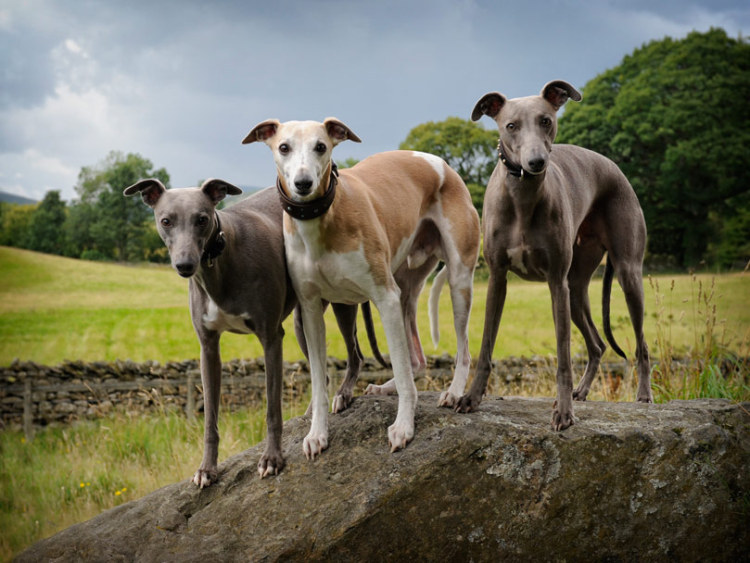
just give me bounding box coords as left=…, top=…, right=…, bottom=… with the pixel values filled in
left=26, top=190, right=67, bottom=255
left=400, top=117, right=497, bottom=213
left=67, top=151, right=170, bottom=261
left=0, top=203, right=36, bottom=249
left=708, top=197, right=750, bottom=269
left=62, top=199, right=97, bottom=258
left=557, top=28, right=750, bottom=268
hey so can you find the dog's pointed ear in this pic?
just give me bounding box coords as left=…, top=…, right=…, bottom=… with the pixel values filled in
left=123, top=178, right=167, bottom=208
left=324, top=117, right=362, bottom=145
left=201, top=179, right=242, bottom=204
left=541, top=80, right=582, bottom=110
left=242, top=119, right=281, bottom=145
left=471, top=92, right=506, bottom=121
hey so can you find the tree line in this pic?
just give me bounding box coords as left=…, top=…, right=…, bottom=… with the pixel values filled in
left=1, top=152, right=170, bottom=262
left=1, top=29, right=747, bottom=269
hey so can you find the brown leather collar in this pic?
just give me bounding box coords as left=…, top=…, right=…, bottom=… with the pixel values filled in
left=277, top=163, right=338, bottom=220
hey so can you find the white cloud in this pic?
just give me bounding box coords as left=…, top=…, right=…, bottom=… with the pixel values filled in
left=64, top=38, right=87, bottom=56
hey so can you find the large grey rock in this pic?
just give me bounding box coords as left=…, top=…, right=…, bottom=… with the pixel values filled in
left=17, top=394, right=750, bottom=561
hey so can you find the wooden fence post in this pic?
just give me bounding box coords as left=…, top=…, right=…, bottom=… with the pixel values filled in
left=23, top=378, right=33, bottom=442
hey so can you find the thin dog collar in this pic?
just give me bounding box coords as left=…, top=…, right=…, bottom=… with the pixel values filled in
left=202, top=213, right=226, bottom=267
left=497, top=139, right=525, bottom=179
left=277, top=163, right=338, bottom=220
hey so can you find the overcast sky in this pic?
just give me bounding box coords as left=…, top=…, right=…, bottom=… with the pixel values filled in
left=1, top=0, right=748, bottom=202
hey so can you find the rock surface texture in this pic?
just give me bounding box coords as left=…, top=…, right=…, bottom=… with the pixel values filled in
left=18, top=394, right=750, bottom=562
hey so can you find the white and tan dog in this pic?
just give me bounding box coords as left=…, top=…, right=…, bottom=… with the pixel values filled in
left=244, top=118, right=480, bottom=457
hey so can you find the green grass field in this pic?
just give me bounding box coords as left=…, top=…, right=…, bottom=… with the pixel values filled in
left=1, top=246, right=748, bottom=366
left=1, top=246, right=748, bottom=560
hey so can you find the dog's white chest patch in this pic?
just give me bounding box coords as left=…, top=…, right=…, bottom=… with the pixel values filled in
left=507, top=246, right=528, bottom=274
left=202, top=297, right=252, bottom=334
left=288, top=240, right=373, bottom=304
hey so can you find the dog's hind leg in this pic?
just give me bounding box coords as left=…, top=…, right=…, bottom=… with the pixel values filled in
left=364, top=258, right=436, bottom=397
left=438, top=260, right=475, bottom=408
left=258, top=327, right=286, bottom=477
left=570, top=246, right=607, bottom=401
left=615, top=261, right=653, bottom=403
left=603, top=188, right=652, bottom=403
left=331, top=303, right=363, bottom=413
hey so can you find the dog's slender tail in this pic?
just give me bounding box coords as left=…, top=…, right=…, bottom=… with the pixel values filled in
left=602, top=255, right=627, bottom=359
left=428, top=266, right=449, bottom=347
left=362, top=302, right=390, bottom=368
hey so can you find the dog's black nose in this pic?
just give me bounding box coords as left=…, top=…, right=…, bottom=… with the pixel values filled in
left=294, top=178, right=313, bottom=194
left=175, top=262, right=196, bottom=278
left=527, top=157, right=546, bottom=173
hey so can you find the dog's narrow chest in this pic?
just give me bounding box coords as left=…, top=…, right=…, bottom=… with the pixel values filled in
left=193, top=276, right=255, bottom=335
left=285, top=230, right=372, bottom=305
left=499, top=224, right=550, bottom=281
left=495, top=194, right=563, bottom=282
left=504, top=242, right=548, bottom=281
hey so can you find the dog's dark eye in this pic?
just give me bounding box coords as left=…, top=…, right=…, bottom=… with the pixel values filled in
left=160, top=218, right=172, bottom=228
left=506, top=123, right=516, bottom=131
left=197, top=216, right=209, bottom=228
left=314, top=142, right=327, bottom=154
left=279, top=143, right=290, bottom=155
left=540, top=117, right=552, bottom=128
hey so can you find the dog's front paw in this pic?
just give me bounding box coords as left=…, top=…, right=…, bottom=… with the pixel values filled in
left=454, top=392, right=481, bottom=413
left=437, top=390, right=459, bottom=408
left=551, top=401, right=575, bottom=431
left=258, top=449, right=286, bottom=478
left=388, top=420, right=414, bottom=452
left=192, top=467, right=218, bottom=489
left=303, top=431, right=328, bottom=460
left=331, top=392, right=353, bottom=413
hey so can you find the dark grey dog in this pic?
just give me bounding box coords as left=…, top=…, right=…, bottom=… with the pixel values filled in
left=457, top=80, right=652, bottom=429
left=125, top=179, right=380, bottom=484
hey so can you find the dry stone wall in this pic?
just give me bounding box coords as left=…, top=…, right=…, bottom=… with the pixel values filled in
left=1, top=354, right=679, bottom=432
left=1, top=356, right=458, bottom=430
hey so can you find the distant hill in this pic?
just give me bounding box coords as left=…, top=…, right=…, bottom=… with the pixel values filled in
left=0, top=191, right=37, bottom=205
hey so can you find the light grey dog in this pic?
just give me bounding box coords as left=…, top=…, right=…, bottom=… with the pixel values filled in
left=125, top=179, right=381, bottom=485
left=456, top=80, right=652, bottom=429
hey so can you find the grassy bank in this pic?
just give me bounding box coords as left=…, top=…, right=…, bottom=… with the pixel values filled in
left=1, top=246, right=748, bottom=365
left=0, top=399, right=309, bottom=560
